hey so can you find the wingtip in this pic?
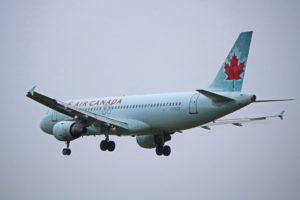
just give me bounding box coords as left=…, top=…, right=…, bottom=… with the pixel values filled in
left=278, top=110, right=285, bottom=120
left=28, top=86, right=36, bottom=96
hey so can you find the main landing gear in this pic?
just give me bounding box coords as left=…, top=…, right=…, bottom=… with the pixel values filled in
left=154, top=134, right=172, bottom=156
left=62, top=141, right=71, bottom=156
left=155, top=145, right=171, bottom=156
left=99, top=126, right=116, bottom=152
left=100, top=139, right=115, bottom=152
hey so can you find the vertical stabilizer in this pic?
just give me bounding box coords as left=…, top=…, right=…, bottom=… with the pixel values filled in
left=208, top=31, right=252, bottom=92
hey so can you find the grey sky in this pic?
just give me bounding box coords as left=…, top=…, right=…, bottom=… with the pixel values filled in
left=0, top=0, right=299, bottom=199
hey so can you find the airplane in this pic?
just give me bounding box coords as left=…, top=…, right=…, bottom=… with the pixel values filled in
left=26, top=31, right=293, bottom=156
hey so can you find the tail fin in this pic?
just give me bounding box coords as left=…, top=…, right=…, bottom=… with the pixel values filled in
left=208, top=31, right=253, bottom=92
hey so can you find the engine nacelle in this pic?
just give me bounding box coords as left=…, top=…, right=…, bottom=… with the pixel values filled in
left=136, top=135, right=156, bottom=149
left=53, top=121, right=86, bottom=141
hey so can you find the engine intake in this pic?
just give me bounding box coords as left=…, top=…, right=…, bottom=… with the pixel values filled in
left=136, top=134, right=172, bottom=149
left=136, top=135, right=156, bottom=149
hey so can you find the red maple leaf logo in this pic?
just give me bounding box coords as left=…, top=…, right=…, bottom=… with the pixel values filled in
left=224, top=55, right=245, bottom=80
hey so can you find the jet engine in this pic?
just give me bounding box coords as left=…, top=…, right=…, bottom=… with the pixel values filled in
left=53, top=121, right=86, bottom=141
left=136, top=135, right=156, bottom=149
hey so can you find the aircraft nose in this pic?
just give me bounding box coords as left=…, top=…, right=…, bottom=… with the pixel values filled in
left=40, top=115, right=53, bottom=135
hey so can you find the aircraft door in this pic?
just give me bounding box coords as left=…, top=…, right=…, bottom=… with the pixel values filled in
left=107, top=104, right=112, bottom=115
left=102, top=104, right=107, bottom=115
left=189, top=93, right=200, bottom=114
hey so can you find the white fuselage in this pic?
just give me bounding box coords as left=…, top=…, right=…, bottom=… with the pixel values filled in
left=40, top=90, right=253, bottom=137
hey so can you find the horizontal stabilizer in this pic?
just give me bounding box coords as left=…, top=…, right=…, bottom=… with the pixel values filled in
left=197, top=89, right=234, bottom=103
left=200, top=110, right=286, bottom=130
left=254, top=99, right=294, bottom=103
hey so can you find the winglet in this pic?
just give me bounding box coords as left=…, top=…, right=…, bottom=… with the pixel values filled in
left=278, top=110, right=285, bottom=120
left=28, top=86, right=36, bottom=96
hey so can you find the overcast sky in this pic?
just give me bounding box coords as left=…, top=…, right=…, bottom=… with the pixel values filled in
left=1, top=0, right=299, bottom=199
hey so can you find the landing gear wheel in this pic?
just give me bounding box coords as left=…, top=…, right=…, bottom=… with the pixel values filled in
left=62, top=148, right=71, bottom=156
left=156, top=146, right=164, bottom=156
left=66, top=149, right=71, bottom=155
left=62, top=141, right=71, bottom=156
left=163, top=145, right=171, bottom=156
left=100, top=140, right=115, bottom=152
left=107, top=141, right=115, bottom=152
left=100, top=126, right=116, bottom=152
left=100, top=140, right=108, bottom=151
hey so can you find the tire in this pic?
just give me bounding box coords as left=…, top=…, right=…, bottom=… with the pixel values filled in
left=107, top=141, right=116, bottom=152
left=62, top=148, right=68, bottom=155
left=156, top=146, right=164, bottom=156
left=66, top=149, right=71, bottom=155
left=100, top=140, right=108, bottom=151
left=163, top=145, right=171, bottom=156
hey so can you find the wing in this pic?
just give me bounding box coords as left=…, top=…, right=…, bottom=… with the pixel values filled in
left=26, top=86, right=128, bottom=129
left=200, top=111, right=285, bottom=130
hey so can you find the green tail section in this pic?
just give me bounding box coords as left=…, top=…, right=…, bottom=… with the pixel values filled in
left=208, top=31, right=253, bottom=92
